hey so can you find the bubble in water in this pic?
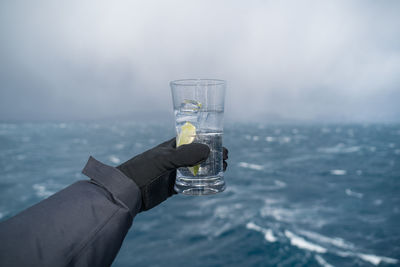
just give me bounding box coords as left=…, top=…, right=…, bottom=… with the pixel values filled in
left=197, top=111, right=209, bottom=129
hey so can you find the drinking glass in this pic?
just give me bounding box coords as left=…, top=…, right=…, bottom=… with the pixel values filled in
left=170, top=79, right=226, bottom=195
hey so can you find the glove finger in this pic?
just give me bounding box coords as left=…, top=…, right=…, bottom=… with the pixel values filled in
left=223, top=147, right=228, bottom=160
left=157, top=137, right=176, bottom=148
left=170, top=143, right=210, bottom=167
left=223, top=161, right=227, bottom=171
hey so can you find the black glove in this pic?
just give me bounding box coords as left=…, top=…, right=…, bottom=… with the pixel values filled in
left=117, top=138, right=229, bottom=212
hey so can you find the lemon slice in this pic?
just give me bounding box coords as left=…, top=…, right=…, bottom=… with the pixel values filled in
left=177, top=122, right=199, bottom=176
left=177, top=122, right=196, bottom=146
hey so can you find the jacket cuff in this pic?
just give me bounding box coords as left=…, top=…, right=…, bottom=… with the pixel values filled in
left=82, top=156, right=142, bottom=215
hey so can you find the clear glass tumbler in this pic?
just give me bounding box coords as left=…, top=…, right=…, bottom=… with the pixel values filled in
left=170, top=79, right=226, bottom=195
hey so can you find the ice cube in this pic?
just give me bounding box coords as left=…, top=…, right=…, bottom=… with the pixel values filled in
left=179, top=99, right=202, bottom=114
left=176, top=114, right=198, bottom=124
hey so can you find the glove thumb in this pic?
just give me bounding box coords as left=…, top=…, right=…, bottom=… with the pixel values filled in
left=170, top=143, right=210, bottom=167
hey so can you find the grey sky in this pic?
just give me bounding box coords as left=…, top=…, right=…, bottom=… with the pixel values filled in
left=1, top=0, right=399, bottom=122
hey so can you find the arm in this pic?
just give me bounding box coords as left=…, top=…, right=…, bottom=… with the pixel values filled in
left=0, top=138, right=217, bottom=267
left=0, top=157, right=141, bottom=267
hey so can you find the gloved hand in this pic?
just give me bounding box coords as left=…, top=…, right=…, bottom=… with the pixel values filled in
left=117, top=138, right=229, bottom=212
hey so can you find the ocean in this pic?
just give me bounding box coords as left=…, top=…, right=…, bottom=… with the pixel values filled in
left=0, top=121, right=399, bottom=266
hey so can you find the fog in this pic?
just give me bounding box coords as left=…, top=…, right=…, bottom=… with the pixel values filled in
left=1, top=0, right=399, bottom=122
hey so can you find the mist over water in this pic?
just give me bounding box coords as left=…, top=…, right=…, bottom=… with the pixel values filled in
left=1, top=0, right=400, bottom=122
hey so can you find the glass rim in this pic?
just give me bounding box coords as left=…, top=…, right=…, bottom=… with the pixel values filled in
left=170, top=79, right=226, bottom=87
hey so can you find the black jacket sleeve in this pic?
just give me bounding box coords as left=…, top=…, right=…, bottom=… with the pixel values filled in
left=0, top=156, right=142, bottom=267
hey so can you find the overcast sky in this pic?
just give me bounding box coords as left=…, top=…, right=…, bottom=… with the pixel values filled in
left=0, top=0, right=399, bottom=122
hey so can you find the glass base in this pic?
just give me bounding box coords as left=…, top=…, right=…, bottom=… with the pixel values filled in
left=174, top=176, right=225, bottom=196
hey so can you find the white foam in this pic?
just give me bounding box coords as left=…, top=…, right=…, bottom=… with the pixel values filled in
left=213, top=204, right=244, bottom=220
left=335, top=248, right=398, bottom=265
left=357, top=253, right=398, bottom=265
left=298, top=230, right=354, bottom=250
left=373, top=199, right=383, bottom=206
left=109, top=155, right=121, bottom=164
left=261, top=207, right=289, bottom=221
left=238, top=162, right=264, bottom=171
left=345, top=188, right=363, bottom=198
left=279, top=137, right=291, bottom=143
left=246, top=222, right=277, bottom=242
left=330, top=170, right=347, bottom=175
left=265, top=136, right=276, bottom=142
left=213, top=222, right=232, bottom=237
left=319, top=144, right=360, bottom=154
left=345, top=146, right=359, bottom=153
left=262, top=180, right=287, bottom=191
left=252, top=136, right=259, bottom=141
left=263, top=197, right=282, bottom=205
left=33, top=184, right=55, bottom=198
left=274, top=180, right=287, bottom=188
left=214, top=206, right=230, bottom=219
left=314, top=255, right=334, bottom=267
left=285, top=230, right=327, bottom=253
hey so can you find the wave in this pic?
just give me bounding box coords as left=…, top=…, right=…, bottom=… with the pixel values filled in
left=337, top=251, right=398, bottom=266
left=246, top=222, right=277, bottom=242
left=284, top=230, right=327, bottom=253
left=318, top=143, right=360, bottom=154
left=247, top=224, right=399, bottom=266
left=238, top=162, right=263, bottom=171
left=299, top=230, right=398, bottom=265
left=32, top=184, right=55, bottom=198
left=265, top=136, right=276, bottom=142
left=274, top=180, right=286, bottom=188
left=298, top=230, right=354, bottom=250
left=108, top=155, right=121, bottom=164
left=330, top=169, right=347, bottom=175
left=357, top=253, right=398, bottom=265
left=260, top=206, right=293, bottom=222
left=314, top=255, right=334, bottom=267
left=345, top=188, right=363, bottom=198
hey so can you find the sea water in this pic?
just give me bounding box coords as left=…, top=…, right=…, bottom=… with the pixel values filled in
left=174, top=104, right=225, bottom=195
left=0, top=122, right=399, bottom=266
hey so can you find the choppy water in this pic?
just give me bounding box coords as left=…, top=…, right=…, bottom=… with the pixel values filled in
left=0, top=122, right=399, bottom=266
